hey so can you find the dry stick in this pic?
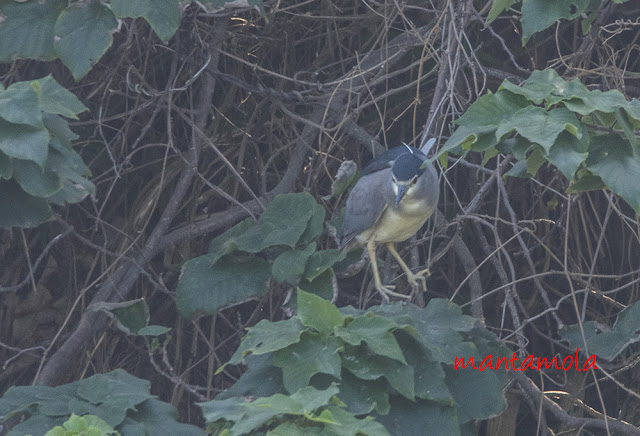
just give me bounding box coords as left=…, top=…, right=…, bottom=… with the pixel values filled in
left=34, top=20, right=228, bottom=386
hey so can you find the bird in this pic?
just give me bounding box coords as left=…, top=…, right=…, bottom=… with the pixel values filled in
left=341, top=139, right=439, bottom=301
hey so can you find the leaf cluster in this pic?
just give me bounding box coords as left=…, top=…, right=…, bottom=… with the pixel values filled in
left=441, top=69, right=640, bottom=212
left=0, top=369, right=204, bottom=436
left=176, top=193, right=345, bottom=318
left=203, top=290, right=509, bottom=435
left=0, top=75, right=94, bottom=229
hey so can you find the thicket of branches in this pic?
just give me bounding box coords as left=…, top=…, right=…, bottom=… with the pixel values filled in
left=1, top=0, right=640, bottom=434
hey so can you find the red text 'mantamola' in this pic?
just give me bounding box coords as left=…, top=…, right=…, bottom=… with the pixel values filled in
left=454, top=348, right=598, bottom=372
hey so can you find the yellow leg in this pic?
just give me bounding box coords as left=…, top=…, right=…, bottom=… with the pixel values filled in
left=367, top=240, right=411, bottom=301
left=385, top=242, right=429, bottom=292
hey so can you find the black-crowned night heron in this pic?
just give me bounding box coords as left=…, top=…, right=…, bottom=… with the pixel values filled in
left=341, top=140, right=439, bottom=301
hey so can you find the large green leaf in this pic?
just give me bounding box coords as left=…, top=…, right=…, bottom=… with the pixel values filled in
left=39, top=77, right=88, bottom=119
left=560, top=300, right=640, bottom=361
left=446, top=366, right=506, bottom=423
left=0, top=0, right=66, bottom=61
left=334, top=313, right=407, bottom=364
left=272, top=244, right=316, bottom=285
left=297, top=288, right=344, bottom=336
left=0, top=179, right=52, bottom=229
left=111, top=0, right=181, bottom=43
left=375, top=397, right=461, bottom=436
left=496, top=106, right=581, bottom=153
left=0, top=119, right=49, bottom=167
left=486, top=0, right=515, bottom=25
left=520, top=0, right=590, bottom=44
left=336, top=371, right=390, bottom=415
left=54, top=2, right=119, bottom=80
left=200, top=385, right=347, bottom=436
left=176, top=254, right=271, bottom=319
left=13, top=158, right=62, bottom=198
left=304, top=249, right=345, bottom=281
left=586, top=134, right=640, bottom=212
left=341, top=344, right=415, bottom=400
left=456, top=91, right=529, bottom=128
left=234, top=193, right=321, bottom=252
left=546, top=129, right=588, bottom=179
left=0, top=81, right=43, bottom=127
left=76, top=370, right=154, bottom=427
left=118, top=399, right=205, bottom=436
left=223, top=318, right=306, bottom=367
left=273, top=332, right=343, bottom=393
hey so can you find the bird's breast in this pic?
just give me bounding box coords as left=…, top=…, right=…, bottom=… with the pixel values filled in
left=369, top=198, right=434, bottom=243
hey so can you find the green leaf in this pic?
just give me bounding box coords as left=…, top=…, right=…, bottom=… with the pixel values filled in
left=0, top=81, right=43, bottom=127
left=334, top=313, right=407, bottom=364
left=546, top=128, right=589, bottom=179
left=322, top=406, right=389, bottom=436
left=0, top=179, right=52, bottom=229
left=615, top=107, right=637, bottom=147
left=298, top=201, right=326, bottom=246
left=45, top=139, right=95, bottom=205
left=207, top=217, right=255, bottom=263
left=566, top=171, right=605, bottom=193
left=137, top=325, right=171, bottom=336
left=456, top=91, right=529, bottom=128
left=76, top=370, right=155, bottom=427
left=486, top=0, right=515, bottom=25
left=39, top=76, right=88, bottom=119
left=560, top=87, right=629, bottom=116
left=560, top=300, right=640, bottom=361
left=521, top=0, right=590, bottom=44
left=299, top=268, right=335, bottom=301
left=0, top=0, right=66, bottom=61
left=13, top=158, right=62, bottom=198
left=215, top=354, right=283, bottom=400
left=223, top=317, right=306, bottom=367
left=297, top=288, right=343, bottom=335
left=119, top=398, right=205, bottom=436
left=93, top=298, right=150, bottom=335
left=111, top=0, right=181, bottom=43
left=397, top=331, right=452, bottom=404
left=390, top=300, right=477, bottom=363
left=304, top=249, right=346, bottom=281
left=200, top=385, right=339, bottom=435
left=496, top=107, right=581, bottom=153
left=525, top=146, right=545, bottom=177
left=0, top=119, right=49, bottom=167
left=446, top=365, right=506, bottom=422
left=341, top=344, right=415, bottom=400
left=375, top=397, right=461, bottom=436
left=234, top=193, right=321, bottom=252
left=54, top=2, right=119, bottom=80
left=337, top=371, right=390, bottom=415
left=498, top=69, right=563, bottom=105
left=586, top=134, right=640, bottom=212
left=273, top=332, right=343, bottom=393
left=272, top=243, right=316, bottom=285
left=176, top=254, right=271, bottom=319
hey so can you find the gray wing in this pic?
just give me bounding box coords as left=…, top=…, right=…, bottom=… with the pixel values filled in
left=341, top=168, right=392, bottom=248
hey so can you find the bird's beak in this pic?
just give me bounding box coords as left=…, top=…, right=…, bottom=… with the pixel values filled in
left=395, top=184, right=407, bottom=208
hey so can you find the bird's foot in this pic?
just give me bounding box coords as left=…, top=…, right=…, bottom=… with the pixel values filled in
left=406, top=268, right=430, bottom=292
left=375, top=283, right=411, bottom=302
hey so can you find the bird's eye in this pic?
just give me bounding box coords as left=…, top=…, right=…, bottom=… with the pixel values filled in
left=410, top=177, right=418, bottom=185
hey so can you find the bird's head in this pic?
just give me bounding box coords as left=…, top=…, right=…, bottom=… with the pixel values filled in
left=391, top=152, right=425, bottom=207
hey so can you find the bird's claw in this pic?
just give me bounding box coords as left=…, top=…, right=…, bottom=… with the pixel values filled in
left=406, top=268, right=430, bottom=292
left=375, top=283, right=411, bottom=302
